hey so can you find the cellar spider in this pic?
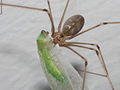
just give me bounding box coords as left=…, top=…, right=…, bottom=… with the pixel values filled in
left=0, top=0, right=120, bottom=90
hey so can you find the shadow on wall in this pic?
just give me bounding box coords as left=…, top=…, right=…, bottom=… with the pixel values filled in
left=33, top=80, right=51, bottom=90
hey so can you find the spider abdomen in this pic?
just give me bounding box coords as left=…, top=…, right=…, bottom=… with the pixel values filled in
left=62, top=15, right=84, bottom=36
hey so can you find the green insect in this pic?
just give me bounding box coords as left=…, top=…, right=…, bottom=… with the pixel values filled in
left=1, top=0, right=120, bottom=90
left=37, top=31, right=66, bottom=83
left=37, top=30, right=85, bottom=90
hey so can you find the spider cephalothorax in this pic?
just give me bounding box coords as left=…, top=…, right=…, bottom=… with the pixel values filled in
left=52, top=32, right=66, bottom=46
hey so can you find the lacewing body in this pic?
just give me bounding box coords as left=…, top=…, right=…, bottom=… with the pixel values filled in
left=37, top=30, right=88, bottom=90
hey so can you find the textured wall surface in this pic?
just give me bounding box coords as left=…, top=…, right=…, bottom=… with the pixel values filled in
left=0, top=0, right=120, bottom=90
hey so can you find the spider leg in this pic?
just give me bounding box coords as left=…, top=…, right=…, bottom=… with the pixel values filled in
left=65, top=42, right=114, bottom=90
left=62, top=46, right=88, bottom=90
left=58, top=0, right=70, bottom=32
left=69, top=22, right=120, bottom=39
left=78, top=69, right=107, bottom=77
left=47, top=0, right=55, bottom=37
left=0, top=2, right=55, bottom=36
left=0, top=0, right=2, bottom=14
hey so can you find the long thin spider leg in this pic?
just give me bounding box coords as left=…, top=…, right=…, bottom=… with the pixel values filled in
left=58, top=0, right=70, bottom=32
left=0, top=3, right=55, bottom=37
left=69, top=22, right=120, bottom=39
left=78, top=69, right=107, bottom=77
left=66, top=42, right=109, bottom=72
left=63, top=46, right=88, bottom=90
left=0, top=3, right=48, bottom=12
left=65, top=42, right=114, bottom=90
left=47, top=0, right=55, bottom=36
left=0, top=0, right=2, bottom=14
left=65, top=43, right=108, bottom=77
